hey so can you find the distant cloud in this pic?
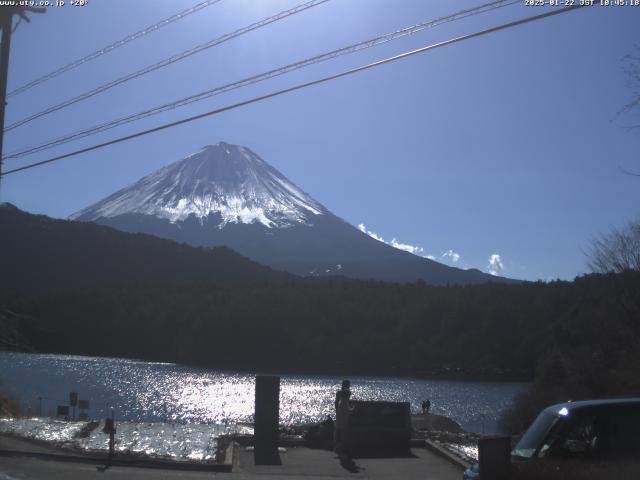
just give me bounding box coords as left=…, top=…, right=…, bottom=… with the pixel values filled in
left=358, top=223, right=425, bottom=257
left=357, top=223, right=385, bottom=242
left=487, top=254, right=504, bottom=276
left=425, top=255, right=436, bottom=261
left=441, top=249, right=461, bottom=263
left=390, top=238, right=424, bottom=255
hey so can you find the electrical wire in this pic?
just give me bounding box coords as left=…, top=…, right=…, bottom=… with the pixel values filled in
left=7, top=0, right=224, bottom=98
left=4, top=0, right=519, bottom=161
left=0, top=4, right=589, bottom=178
left=4, top=0, right=330, bottom=132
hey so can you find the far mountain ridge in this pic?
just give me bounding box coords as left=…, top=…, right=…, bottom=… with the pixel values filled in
left=0, top=203, right=292, bottom=290
left=72, top=142, right=514, bottom=285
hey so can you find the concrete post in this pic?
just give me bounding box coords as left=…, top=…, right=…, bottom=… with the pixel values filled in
left=478, top=436, right=511, bottom=480
left=254, top=375, right=280, bottom=465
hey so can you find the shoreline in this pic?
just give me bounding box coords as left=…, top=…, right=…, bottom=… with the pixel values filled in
left=1, top=412, right=481, bottom=467
left=0, top=417, right=235, bottom=464
left=0, top=432, right=233, bottom=472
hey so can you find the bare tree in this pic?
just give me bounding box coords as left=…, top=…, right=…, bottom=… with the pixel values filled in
left=617, top=46, right=640, bottom=176
left=588, top=220, right=640, bottom=273
left=620, top=45, right=640, bottom=123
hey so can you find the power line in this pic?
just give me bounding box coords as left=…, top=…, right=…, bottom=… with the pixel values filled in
left=1, top=4, right=589, bottom=178
left=5, top=0, right=520, bottom=161
left=7, top=0, right=224, bottom=98
left=0, top=6, right=46, bottom=190
left=4, top=0, right=330, bottom=132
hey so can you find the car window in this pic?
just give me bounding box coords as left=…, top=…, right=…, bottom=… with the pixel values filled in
left=512, top=412, right=558, bottom=459
left=538, top=415, right=596, bottom=459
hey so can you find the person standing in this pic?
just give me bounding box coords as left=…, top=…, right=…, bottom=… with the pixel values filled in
left=334, top=379, right=352, bottom=455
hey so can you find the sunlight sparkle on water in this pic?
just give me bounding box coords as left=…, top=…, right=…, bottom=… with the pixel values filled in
left=0, top=353, right=527, bottom=435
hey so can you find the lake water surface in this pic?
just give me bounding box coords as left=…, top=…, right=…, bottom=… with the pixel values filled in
left=0, top=352, right=528, bottom=435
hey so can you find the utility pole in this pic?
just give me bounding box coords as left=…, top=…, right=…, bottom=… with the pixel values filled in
left=0, top=6, right=45, bottom=187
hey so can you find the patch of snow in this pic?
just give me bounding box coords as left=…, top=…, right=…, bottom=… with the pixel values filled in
left=0, top=417, right=251, bottom=462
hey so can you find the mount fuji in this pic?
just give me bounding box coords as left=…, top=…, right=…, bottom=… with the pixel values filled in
left=71, top=142, right=507, bottom=285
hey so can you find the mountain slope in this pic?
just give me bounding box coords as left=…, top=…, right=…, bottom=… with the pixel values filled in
left=72, top=142, right=512, bottom=285
left=0, top=203, right=292, bottom=290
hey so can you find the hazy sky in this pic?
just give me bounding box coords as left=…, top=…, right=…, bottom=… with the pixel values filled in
left=1, top=0, right=638, bottom=281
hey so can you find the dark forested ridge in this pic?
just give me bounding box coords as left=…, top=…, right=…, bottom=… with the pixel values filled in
left=0, top=203, right=292, bottom=289
left=2, top=270, right=639, bottom=384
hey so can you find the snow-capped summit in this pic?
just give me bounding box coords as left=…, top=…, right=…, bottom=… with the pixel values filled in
left=71, top=142, right=327, bottom=228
